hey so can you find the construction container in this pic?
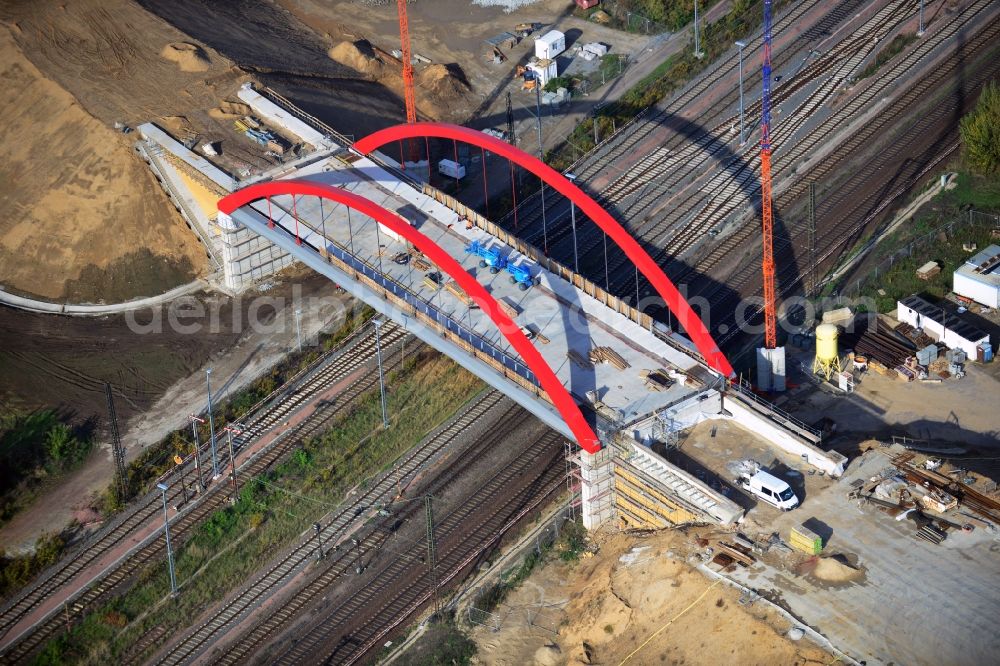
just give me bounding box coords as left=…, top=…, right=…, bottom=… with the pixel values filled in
left=534, top=30, right=566, bottom=60
left=789, top=524, right=823, bottom=555
left=916, top=343, right=938, bottom=367
left=527, top=58, right=557, bottom=86
left=437, top=159, right=465, bottom=180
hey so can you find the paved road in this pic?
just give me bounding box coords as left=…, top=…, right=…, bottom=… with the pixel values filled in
left=0, top=279, right=209, bottom=316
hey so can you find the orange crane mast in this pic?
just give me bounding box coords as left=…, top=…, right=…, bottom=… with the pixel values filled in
left=397, top=0, right=417, bottom=126
left=760, top=0, right=777, bottom=349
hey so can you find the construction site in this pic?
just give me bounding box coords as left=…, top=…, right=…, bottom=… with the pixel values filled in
left=1, top=1, right=999, bottom=665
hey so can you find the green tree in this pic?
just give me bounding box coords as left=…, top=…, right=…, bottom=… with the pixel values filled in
left=44, top=424, right=76, bottom=465
left=960, top=80, right=1000, bottom=174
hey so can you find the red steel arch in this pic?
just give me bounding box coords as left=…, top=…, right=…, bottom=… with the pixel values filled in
left=353, top=122, right=735, bottom=378
left=217, top=179, right=602, bottom=453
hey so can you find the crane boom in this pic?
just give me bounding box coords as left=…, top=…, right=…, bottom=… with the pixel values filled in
left=397, top=0, right=417, bottom=125
left=760, top=0, right=777, bottom=349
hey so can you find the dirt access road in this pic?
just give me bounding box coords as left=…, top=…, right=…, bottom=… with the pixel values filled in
left=0, top=271, right=351, bottom=553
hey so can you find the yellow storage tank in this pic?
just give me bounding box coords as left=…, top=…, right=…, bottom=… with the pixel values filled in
left=813, top=323, right=841, bottom=380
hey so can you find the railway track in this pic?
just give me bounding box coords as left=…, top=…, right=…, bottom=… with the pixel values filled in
left=498, top=0, right=859, bottom=247
left=0, top=322, right=410, bottom=662
left=149, top=389, right=510, bottom=666
left=206, top=409, right=559, bottom=666
left=496, top=0, right=912, bottom=297
left=700, top=0, right=1000, bottom=347
left=592, top=0, right=916, bottom=289
left=275, top=428, right=565, bottom=665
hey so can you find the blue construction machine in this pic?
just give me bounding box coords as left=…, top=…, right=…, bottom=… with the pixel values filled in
left=466, top=240, right=507, bottom=274
left=465, top=240, right=535, bottom=290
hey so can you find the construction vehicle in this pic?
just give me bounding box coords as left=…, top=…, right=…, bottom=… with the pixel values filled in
left=465, top=240, right=507, bottom=274
left=506, top=262, right=536, bottom=291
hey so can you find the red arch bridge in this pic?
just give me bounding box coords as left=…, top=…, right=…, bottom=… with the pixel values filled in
left=218, top=122, right=734, bottom=456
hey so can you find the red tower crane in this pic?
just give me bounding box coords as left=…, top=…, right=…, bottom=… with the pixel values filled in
left=397, top=0, right=417, bottom=126
left=760, top=0, right=777, bottom=349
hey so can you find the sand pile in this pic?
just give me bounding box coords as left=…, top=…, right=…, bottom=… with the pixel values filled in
left=160, top=42, right=210, bottom=72
left=813, top=554, right=864, bottom=583
left=417, top=63, right=470, bottom=100
left=328, top=40, right=384, bottom=79
left=0, top=28, right=206, bottom=299
left=209, top=100, right=252, bottom=119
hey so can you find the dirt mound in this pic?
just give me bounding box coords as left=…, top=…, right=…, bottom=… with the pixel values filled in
left=328, top=40, right=383, bottom=79
left=209, top=100, right=253, bottom=119
left=160, top=42, right=210, bottom=72
left=417, top=63, right=470, bottom=100
left=0, top=27, right=206, bottom=299
left=813, top=554, right=864, bottom=583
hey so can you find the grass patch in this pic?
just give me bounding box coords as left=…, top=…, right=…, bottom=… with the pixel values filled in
left=395, top=615, right=477, bottom=666
left=858, top=32, right=918, bottom=81
left=33, top=351, right=485, bottom=665
left=0, top=534, right=66, bottom=602
left=836, top=168, right=1000, bottom=311
left=0, top=410, right=93, bottom=530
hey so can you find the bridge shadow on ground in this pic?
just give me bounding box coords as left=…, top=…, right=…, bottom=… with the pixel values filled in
left=462, top=106, right=801, bottom=365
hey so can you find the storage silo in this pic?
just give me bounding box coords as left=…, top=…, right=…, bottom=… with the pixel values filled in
left=812, top=323, right=842, bottom=380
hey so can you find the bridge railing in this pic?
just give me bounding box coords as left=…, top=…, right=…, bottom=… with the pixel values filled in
left=252, top=199, right=547, bottom=401
left=421, top=184, right=713, bottom=372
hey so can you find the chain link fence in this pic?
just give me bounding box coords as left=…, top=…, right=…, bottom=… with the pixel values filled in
left=835, top=209, right=1000, bottom=310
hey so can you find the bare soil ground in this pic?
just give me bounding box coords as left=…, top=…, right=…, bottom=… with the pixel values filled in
left=0, top=24, right=208, bottom=300
left=470, top=528, right=831, bottom=665
left=0, top=270, right=350, bottom=552
left=275, top=0, right=655, bottom=130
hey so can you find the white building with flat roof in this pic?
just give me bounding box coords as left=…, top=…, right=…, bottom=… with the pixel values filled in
left=954, top=244, right=1000, bottom=308
left=897, top=294, right=990, bottom=359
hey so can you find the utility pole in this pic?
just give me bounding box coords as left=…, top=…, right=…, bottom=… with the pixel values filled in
left=294, top=308, right=303, bottom=352
left=425, top=495, right=439, bottom=613
left=694, top=1, right=704, bottom=58
left=105, top=383, right=129, bottom=503
left=917, top=0, right=925, bottom=36
left=352, top=537, right=364, bottom=575
left=736, top=40, right=747, bottom=145
left=188, top=415, right=206, bottom=492
left=566, top=173, right=580, bottom=273
left=223, top=425, right=244, bottom=503
left=505, top=91, right=515, bottom=146
left=373, top=319, right=389, bottom=429
left=205, top=368, right=220, bottom=478
left=808, top=181, right=817, bottom=296
left=313, top=522, right=325, bottom=561
left=157, top=483, right=178, bottom=596
left=534, top=82, right=549, bottom=255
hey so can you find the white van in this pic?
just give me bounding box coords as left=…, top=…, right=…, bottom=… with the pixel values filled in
left=738, top=469, right=799, bottom=511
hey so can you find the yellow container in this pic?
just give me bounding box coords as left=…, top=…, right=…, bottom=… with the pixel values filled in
left=815, top=324, right=839, bottom=364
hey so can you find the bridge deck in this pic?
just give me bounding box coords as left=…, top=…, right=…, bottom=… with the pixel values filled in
left=240, top=152, right=711, bottom=425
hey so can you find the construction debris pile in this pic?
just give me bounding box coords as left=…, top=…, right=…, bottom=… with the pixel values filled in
left=847, top=451, right=1000, bottom=545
